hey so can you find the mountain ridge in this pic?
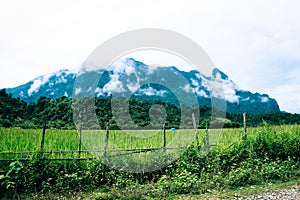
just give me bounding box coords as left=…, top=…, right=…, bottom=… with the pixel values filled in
left=5, top=58, right=280, bottom=114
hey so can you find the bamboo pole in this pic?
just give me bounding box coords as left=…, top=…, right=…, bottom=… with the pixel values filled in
left=243, top=113, right=247, bottom=141
left=163, top=124, right=166, bottom=152
left=205, top=125, right=210, bottom=152
left=78, top=124, right=82, bottom=158
left=104, top=122, right=110, bottom=158
left=192, top=113, right=200, bottom=151
left=40, top=121, right=46, bottom=150
left=130, top=133, right=133, bottom=155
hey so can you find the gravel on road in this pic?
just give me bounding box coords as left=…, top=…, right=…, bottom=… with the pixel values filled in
left=245, top=186, right=299, bottom=200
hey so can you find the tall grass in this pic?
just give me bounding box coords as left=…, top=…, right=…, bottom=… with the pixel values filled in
left=0, top=125, right=299, bottom=160
left=0, top=125, right=299, bottom=198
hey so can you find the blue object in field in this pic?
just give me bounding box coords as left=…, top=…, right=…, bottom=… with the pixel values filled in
left=170, top=128, right=176, bottom=131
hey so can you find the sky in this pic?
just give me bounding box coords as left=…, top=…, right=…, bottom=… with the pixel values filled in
left=0, top=0, right=299, bottom=113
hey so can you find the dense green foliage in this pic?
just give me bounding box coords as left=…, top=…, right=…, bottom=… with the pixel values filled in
left=1, top=89, right=300, bottom=130
left=0, top=125, right=299, bottom=198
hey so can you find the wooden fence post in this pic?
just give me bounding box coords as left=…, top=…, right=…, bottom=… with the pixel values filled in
left=192, top=113, right=200, bottom=151
left=130, top=133, right=133, bottom=155
left=163, top=124, right=166, bottom=152
left=205, top=125, right=210, bottom=152
left=243, top=113, right=247, bottom=141
left=104, top=122, right=110, bottom=158
left=40, top=120, right=46, bottom=150
left=78, top=123, right=82, bottom=158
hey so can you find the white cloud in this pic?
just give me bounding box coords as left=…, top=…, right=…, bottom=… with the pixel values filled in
left=102, top=73, right=125, bottom=93
left=184, top=84, right=192, bottom=93
left=269, top=84, right=300, bottom=113
left=240, top=97, right=250, bottom=102
left=261, top=97, right=269, bottom=103
left=205, top=78, right=239, bottom=103
left=191, top=79, right=199, bottom=87
left=265, top=67, right=300, bottom=113
left=0, top=0, right=300, bottom=112
left=86, top=87, right=92, bottom=92
left=215, top=72, right=222, bottom=80
left=139, top=87, right=167, bottom=96
left=56, top=76, right=67, bottom=84
left=183, top=84, right=209, bottom=98
left=75, top=88, right=81, bottom=95
left=127, top=82, right=140, bottom=92
left=28, top=74, right=51, bottom=96
left=95, top=87, right=103, bottom=96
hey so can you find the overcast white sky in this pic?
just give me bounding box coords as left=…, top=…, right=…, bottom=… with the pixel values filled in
left=0, top=0, right=300, bottom=113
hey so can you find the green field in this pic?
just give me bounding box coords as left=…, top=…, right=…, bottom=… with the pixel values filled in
left=1, top=125, right=299, bottom=159
left=0, top=125, right=299, bottom=199
left=0, top=128, right=200, bottom=160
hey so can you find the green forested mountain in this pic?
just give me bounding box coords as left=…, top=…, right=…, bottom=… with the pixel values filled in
left=6, top=58, right=280, bottom=114
left=0, top=89, right=299, bottom=129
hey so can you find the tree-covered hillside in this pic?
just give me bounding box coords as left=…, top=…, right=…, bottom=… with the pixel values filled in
left=0, top=89, right=299, bottom=129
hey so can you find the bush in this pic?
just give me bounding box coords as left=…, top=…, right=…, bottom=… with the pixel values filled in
left=0, top=126, right=300, bottom=197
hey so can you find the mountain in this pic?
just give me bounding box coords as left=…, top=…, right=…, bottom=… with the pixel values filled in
left=6, top=58, right=280, bottom=114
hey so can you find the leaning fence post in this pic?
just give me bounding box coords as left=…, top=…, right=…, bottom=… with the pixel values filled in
left=104, top=122, right=110, bottom=158
left=163, top=124, right=166, bottom=152
left=40, top=120, right=46, bottom=150
left=243, top=113, right=247, bottom=141
left=192, top=113, right=200, bottom=151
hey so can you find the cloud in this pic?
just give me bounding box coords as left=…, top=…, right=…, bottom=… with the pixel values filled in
left=138, top=87, right=167, bottom=96
left=0, top=0, right=300, bottom=112
left=102, top=73, right=125, bottom=93
left=28, top=74, right=51, bottom=96
left=270, top=84, right=300, bottom=113
left=75, top=88, right=82, bottom=95
left=265, top=67, right=300, bottom=113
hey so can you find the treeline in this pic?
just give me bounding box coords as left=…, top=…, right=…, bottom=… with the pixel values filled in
left=0, top=89, right=300, bottom=129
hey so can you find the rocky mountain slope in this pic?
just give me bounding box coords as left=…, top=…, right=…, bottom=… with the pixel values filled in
left=6, top=58, right=280, bottom=113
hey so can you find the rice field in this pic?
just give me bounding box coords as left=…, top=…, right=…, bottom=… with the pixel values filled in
left=0, top=125, right=299, bottom=160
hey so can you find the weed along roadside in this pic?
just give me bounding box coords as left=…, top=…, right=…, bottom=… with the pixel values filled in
left=0, top=124, right=299, bottom=199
